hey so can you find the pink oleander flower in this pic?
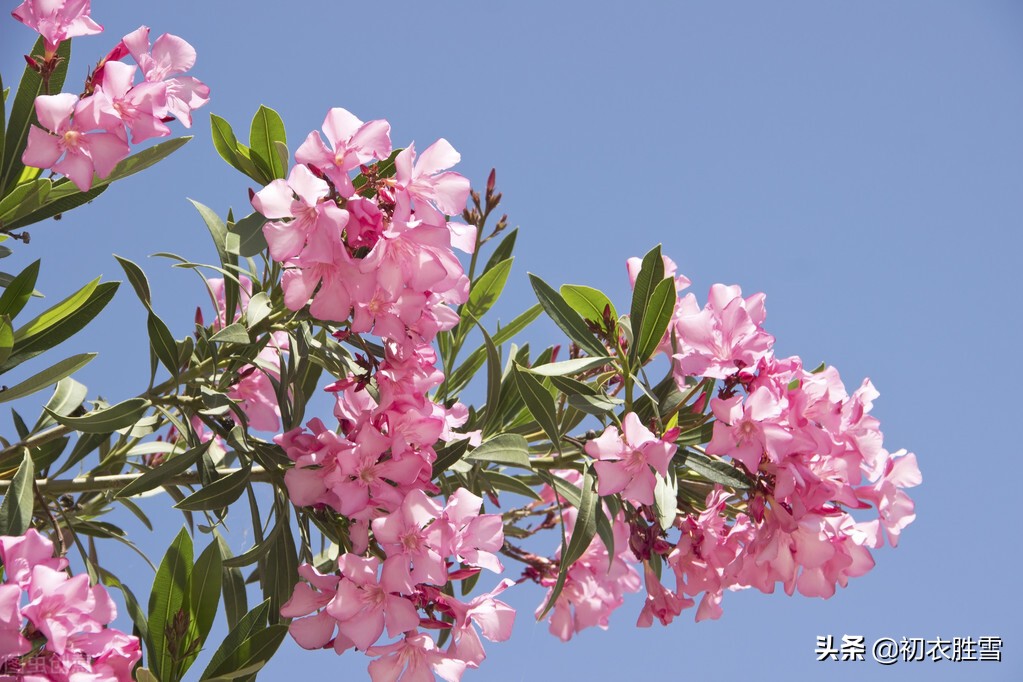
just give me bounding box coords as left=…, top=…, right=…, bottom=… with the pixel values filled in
left=78, top=60, right=169, bottom=143
left=434, top=489, right=504, bottom=574
left=394, top=139, right=471, bottom=216
left=705, top=387, right=795, bottom=473
left=636, top=562, right=693, bottom=628
left=295, top=107, right=392, bottom=197
left=855, top=449, right=921, bottom=548
left=0, top=529, right=68, bottom=588
left=539, top=510, right=641, bottom=641
left=585, top=412, right=677, bottom=506
left=439, top=580, right=516, bottom=668
left=372, top=489, right=447, bottom=592
left=252, top=163, right=349, bottom=263
left=0, top=584, right=30, bottom=660
left=366, top=631, right=467, bottom=682
left=12, top=0, right=102, bottom=53
left=671, top=283, right=775, bottom=381
left=121, top=26, right=209, bottom=126
left=22, top=93, right=129, bottom=191
left=325, top=554, right=420, bottom=651
left=280, top=563, right=347, bottom=652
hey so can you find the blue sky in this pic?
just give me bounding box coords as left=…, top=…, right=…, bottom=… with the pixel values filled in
left=2, top=1, right=1021, bottom=680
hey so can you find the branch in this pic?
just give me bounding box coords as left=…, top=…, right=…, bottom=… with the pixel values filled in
left=0, top=465, right=274, bottom=495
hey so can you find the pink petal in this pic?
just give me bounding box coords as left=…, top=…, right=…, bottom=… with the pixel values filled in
left=34, top=93, right=77, bottom=133
left=322, top=107, right=364, bottom=147
left=22, top=126, right=63, bottom=169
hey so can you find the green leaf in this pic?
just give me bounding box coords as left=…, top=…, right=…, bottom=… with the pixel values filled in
left=47, top=397, right=149, bottom=434
left=261, top=519, right=298, bottom=624
left=2, top=37, right=70, bottom=193
left=12, top=276, right=97, bottom=343
left=529, top=356, right=610, bottom=377
left=653, top=468, right=678, bottom=531
left=1, top=183, right=107, bottom=230
left=561, top=284, right=618, bottom=325
left=483, top=469, right=542, bottom=501
left=33, top=376, right=86, bottom=431
left=537, top=470, right=582, bottom=508
left=0, top=314, right=12, bottom=366
left=116, top=442, right=208, bottom=498
left=189, top=199, right=228, bottom=265
left=104, top=136, right=192, bottom=185
left=0, top=178, right=51, bottom=224
left=210, top=323, right=250, bottom=344
left=210, top=114, right=265, bottom=183
left=219, top=536, right=248, bottom=630
left=249, top=106, right=287, bottom=181
left=114, top=254, right=151, bottom=307
left=482, top=228, right=517, bottom=275
left=444, top=303, right=542, bottom=397
left=229, top=212, right=269, bottom=257
left=0, top=259, right=39, bottom=319
left=201, top=623, right=288, bottom=681
left=245, top=292, right=271, bottom=330
left=513, top=364, right=560, bottom=444
left=2, top=281, right=118, bottom=372
left=431, top=437, right=471, bottom=478
left=148, top=527, right=193, bottom=681
left=175, top=466, right=250, bottom=511
left=464, top=433, right=531, bottom=469
left=0, top=450, right=33, bottom=535
left=182, top=537, right=224, bottom=676
left=0, top=352, right=95, bottom=403
left=466, top=257, right=513, bottom=321
left=634, top=276, right=675, bottom=364
left=539, top=468, right=597, bottom=619
left=147, top=311, right=180, bottom=379
left=679, top=449, right=750, bottom=489
left=528, top=273, right=606, bottom=358
left=200, top=600, right=272, bottom=680
left=629, top=244, right=664, bottom=346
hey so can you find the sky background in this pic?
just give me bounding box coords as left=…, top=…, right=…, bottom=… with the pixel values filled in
left=2, top=1, right=1022, bottom=680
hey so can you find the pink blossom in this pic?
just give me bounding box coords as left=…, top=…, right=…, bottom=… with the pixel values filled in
left=22, top=93, right=129, bottom=191
left=585, top=412, right=677, bottom=506
left=12, top=0, right=102, bottom=53
left=394, top=139, right=471, bottom=216
left=252, top=164, right=349, bottom=263
left=371, top=489, right=447, bottom=592
left=856, top=449, right=921, bottom=548
left=0, top=529, right=68, bottom=588
left=366, top=631, right=467, bottom=682
left=434, top=489, right=504, bottom=574
left=636, top=563, right=692, bottom=628
left=121, top=26, right=209, bottom=126
left=439, top=579, right=516, bottom=668
left=0, top=584, right=30, bottom=660
left=78, top=60, right=169, bottom=143
left=295, top=107, right=392, bottom=197
left=325, top=554, right=420, bottom=651
left=705, top=388, right=795, bottom=473
left=671, top=283, right=775, bottom=380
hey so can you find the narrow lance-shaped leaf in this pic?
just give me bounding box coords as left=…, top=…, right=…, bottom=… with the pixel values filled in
left=629, top=244, right=664, bottom=345
left=148, top=311, right=180, bottom=378
left=0, top=352, right=95, bottom=403
left=249, top=105, right=287, bottom=180
left=47, top=397, right=149, bottom=434
left=148, top=527, right=193, bottom=680
left=464, top=433, right=531, bottom=469
left=528, top=273, right=607, bottom=358
left=561, top=284, right=618, bottom=326
left=513, top=364, right=560, bottom=445
left=175, top=465, right=251, bottom=511
left=114, top=254, right=152, bottom=307
left=538, top=468, right=598, bottom=619
left=181, top=537, right=224, bottom=677
left=0, top=259, right=39, bottom=319
left=634, top=276, right=676, bottom=364
left=0, top=450, right=33, bottom=535
left=116, top=442, right=210, bottom=498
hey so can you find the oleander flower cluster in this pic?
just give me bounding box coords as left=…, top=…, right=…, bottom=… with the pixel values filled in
left=0, top=530, right=140, bottom=681
left=15, top=1, right=209, bottom=191
left=529, top=254, right=921, bottom=640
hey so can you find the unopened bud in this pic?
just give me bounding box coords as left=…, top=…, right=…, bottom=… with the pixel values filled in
left=23, top=54, right=40, bottom=71
left=194, top=306, right=204, bottom=327
left=486, top=168, right=496, bottom=194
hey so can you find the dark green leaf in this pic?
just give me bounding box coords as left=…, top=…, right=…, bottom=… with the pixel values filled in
left=249, top=106, right=287, bottom=180
left=444, top=303, right=542, bottom=397
left=1, top=183, right=107, bottom=230
left=634, top=276, right=675, bottom=364
left=0, top=259, right=39, bottom=319
left=1, top=281, right=118, bottom=372
left=182, top=537, right=224, bottom=676
left=201, top=600, right=272, bottom=680
left=0, top=178, right=51, bottom=223
left=464, top=433, right=531, bottom=469
left=0, top=314, right=12, bottom=366
left=483, top=470, right=542, bottom=501
left=629, top=244, right=664, bottom=347
left=201, top=624, right=288, bottom=681
left=528, top=273, right=606, bottom=358
left=538, top=469, right=597, bottom=619
left=432, top=437, right=470, bottom=478
left=219, top=536, right=248, bottom=630
left=114, top=254, right=151, bottom=307
left=0, top=450, right=33, bottom=535
left=175, top=465, right=250, bottom=511
left=147, top=311, right=180, bottom=378
left=678, top=449, right=749, bottom=489
left=0, top=352, right=94, bottom=403
left=148, top=527, right=193, bottom=680
left=482, top=228, right=517, bottom=275
left=210, top=323, right=250, bottom=344
left=513, top=364, right=560, bottom=444
left=48, top=397, right=149, bottom=434
left=261, top=519, right=298, bottom=624
left=189, top=199, right=228, bottom=265
left=229, top=212, right=269, bottom=257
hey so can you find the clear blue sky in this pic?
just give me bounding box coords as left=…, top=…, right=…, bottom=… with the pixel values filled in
left=2, top=1, right=1021, bottom=680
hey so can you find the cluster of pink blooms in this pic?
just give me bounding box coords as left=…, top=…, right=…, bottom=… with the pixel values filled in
left=0, top=530, right=140, bottom=681
left=532, top=253, right=920, bottom=640
left=262, top=109, right=511, bottom=678
left=15, top=1, right=209, bottom=191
